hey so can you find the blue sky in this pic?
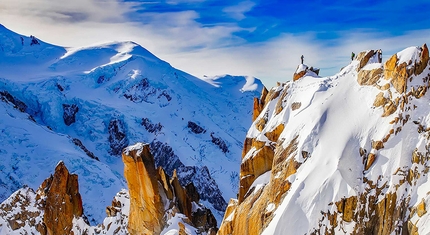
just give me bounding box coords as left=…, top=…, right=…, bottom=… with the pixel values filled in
left=1, top=0, right=430, bottom=87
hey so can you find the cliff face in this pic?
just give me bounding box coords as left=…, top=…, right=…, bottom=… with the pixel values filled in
left=122, top=143, right=165, bottom=234
left=122, top=143, right=218, bottom=235
left=0, top=143, right=218, bottom=235
left=218, top=45, right=430, bottom=235
left=41, top=162, right=84, bottom=235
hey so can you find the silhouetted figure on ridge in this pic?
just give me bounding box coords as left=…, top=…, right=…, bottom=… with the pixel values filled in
left=301, top=55, right=304, bottom=64
left=30, top=35, right=39, bottom=46
left=351, top=52, right=355, bottom=61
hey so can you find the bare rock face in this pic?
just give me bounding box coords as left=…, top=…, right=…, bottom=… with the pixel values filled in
left=123, top=143, right=218, bottom=235
left=384, top=53, right=409, bottom=93
left=0, top=145, right=218, bottom=235
left=0, top=163, right=87, bottom=235
left=356, top=50, right=377, bottom=71
left=122, top=143, right=165, bottom=235
left=171, top=170, right=192, bottom=219
left=219, top=136, right=301, bottom=235
left=62, top=103, right=79, bottom=126
left=358, top=67, right=383, bottom=86
left=415, top=43, right=429, bottom=75
left=40, top=161, right=83, bottom=235
left=108, top=118, right=129, bottom=155
left=252, top=86, right=269, bottom=122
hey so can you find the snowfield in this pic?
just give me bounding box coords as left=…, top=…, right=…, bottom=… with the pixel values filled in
left=0, top=24, right=262, bottom=224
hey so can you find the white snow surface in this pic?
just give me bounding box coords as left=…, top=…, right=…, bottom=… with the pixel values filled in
left=0, top=24, right=262, bottom=224
left=237, top=52, right=430, bottom=234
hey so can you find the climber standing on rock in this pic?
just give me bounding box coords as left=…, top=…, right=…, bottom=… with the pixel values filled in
left=301, top=55, right=304, bottom=64
left=351, top=52, right=355, bottom=61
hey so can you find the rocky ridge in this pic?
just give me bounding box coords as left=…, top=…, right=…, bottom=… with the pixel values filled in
left=218, top=44, right=430, bottom=234
left=0, top=143, right=217, bottom=235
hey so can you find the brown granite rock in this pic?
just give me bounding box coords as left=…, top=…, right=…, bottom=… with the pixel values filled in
left=293, top=70, right=307, bottom=81
left=252, top=87, right=269, bottom=122
left=356, top=50, right=376, bottom=71
left=171, top=170, right=192, bottom=219
left=358, top=67, right=383, bottom=86
left=415, top=43, right=429, bottom=75
left=122, top=143, right=165, bottom=235
left=42, top=161, right=83, bottom=235
left=417, top=200, right=427, bottom=217
left=157, top=167, right=174, bottom=201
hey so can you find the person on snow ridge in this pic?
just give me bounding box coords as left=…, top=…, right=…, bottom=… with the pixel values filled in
left=351, top=52, right=355, bottom=61
left=301, top=55, right=304, bottom=64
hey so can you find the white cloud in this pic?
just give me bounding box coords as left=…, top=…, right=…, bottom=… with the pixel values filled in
left=223, top=1, right=256, bottom=20
left=1, top=0, right=429, bottom=89
left=166, top=0, right=205, bottom=5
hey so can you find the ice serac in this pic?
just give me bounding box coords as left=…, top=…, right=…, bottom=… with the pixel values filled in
left=122, top=143, right=165, bottom=234
left=218, top=46, right=430, bottom=235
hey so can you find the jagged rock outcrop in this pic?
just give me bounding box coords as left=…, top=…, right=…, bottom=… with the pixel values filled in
left=187, top=121, right=206, bottom=134
left=108, top=118, right=129, bottom=155
left=293, top=64, right=320, bottom=81
left=150, top=141, right=228, bottom=212
left=122, top=143, right=165, bottom=234
left=71, top=137, right=99, bottom=161
left=122, top=142, right=217, bottom=235
left=0, top=90, right=27, bottom=112
left=0, top=162, right=84, bottom=235
left=218, top=46, right=430, bottom=235
left=0, top=144, right=218, bottom=234
left=253, top=87, right=269, bottom=121
left=41, top=162, right=84, bottom=235
left=62, top=104, right=79, bottom=126
left=141, top=117, right=163, bottom=134
left=0, top=187, right=44, bottom=233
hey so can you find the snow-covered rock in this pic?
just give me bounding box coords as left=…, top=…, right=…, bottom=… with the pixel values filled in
left=218, top=44, right=430, bottom=235
left=0, top=145, right=218, bottom=235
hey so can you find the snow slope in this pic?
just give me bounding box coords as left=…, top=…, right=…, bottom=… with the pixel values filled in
left=0, top=24, right=262, bottom=224
left=258, top=49, right=430, bottom=234
left=217, top=47, right=430, bottom=234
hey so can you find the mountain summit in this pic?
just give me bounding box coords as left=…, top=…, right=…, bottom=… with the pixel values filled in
left=218, top=45, right=430, bottom=234
left=0, top=24, right=262, bottom=225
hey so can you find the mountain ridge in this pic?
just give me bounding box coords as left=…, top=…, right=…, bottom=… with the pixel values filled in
left=0, top=24, right=263, bottom=225
left=218, top=45, right=430, bottom=235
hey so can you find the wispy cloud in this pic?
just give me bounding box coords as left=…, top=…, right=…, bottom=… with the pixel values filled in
left=1, top=0, right=430, bottom=88
left=223, top=1, right=255, bottom=20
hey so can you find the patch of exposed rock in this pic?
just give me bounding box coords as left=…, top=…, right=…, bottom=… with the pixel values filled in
left=123, top=143, right=218, bottom=234
left=108, top=118, right=129, bottom=155
left=41, top=162, right=84, bottom=235
left=62, top=103, right=79, bottom=126
left=293, top=64, right=320, bottom=81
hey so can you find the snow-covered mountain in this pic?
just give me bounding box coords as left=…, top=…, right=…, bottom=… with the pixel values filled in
left=0, top=24, right=262, bottom=225
left=218, top=46, right=430, bottom=234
